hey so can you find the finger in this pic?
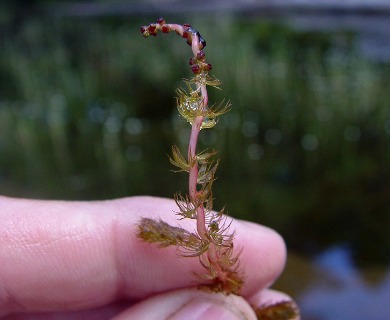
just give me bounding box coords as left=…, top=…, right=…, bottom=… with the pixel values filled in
left=0, top=196, right=286, bottom=315
left=248, top=289, right=300, bottom=320
left=3, top=302, right=129, bottom=320
left=5, top=290, right=299, bottom=320
left=113, top=288, right=257, bottom=320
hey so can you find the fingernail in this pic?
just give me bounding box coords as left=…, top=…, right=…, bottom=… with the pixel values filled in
left=170, top=298, right=244, bottom=320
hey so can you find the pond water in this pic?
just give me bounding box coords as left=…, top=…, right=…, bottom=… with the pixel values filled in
left=278, top=246, right=390, bottom=319
left=0, top=2, right=389, bottom=319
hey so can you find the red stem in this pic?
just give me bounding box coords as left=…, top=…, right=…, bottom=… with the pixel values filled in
left=184, top=29, right=210, bottom=241
left=151, top=20, right=218, bottom=264
left=142, top=18, right=239, bottom=291
left=188, top=116, right=207, bottom=239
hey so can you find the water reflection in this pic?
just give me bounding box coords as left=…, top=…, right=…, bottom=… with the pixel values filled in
left=297, top=246, right=390, bottom=320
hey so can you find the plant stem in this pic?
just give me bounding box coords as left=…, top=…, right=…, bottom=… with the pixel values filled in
left=188, top=116, right=207, bottom=239
left=186, top=29, right=210, bottom=242
left=140, top=19, right=244, bottom=294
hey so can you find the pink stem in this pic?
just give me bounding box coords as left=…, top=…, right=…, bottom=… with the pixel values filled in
left=183, top=30, right=210, bottom=241
left=188, top=118, right=202, bottom=196
left=191, top=31, right=200, bottom=56
left=162, top=22, right=212, bottom=246
left=200, top=84, right=208, bottom=110
left=188, top=116, right=207, bottom=239
left=143, top=19, right=233, bottom=285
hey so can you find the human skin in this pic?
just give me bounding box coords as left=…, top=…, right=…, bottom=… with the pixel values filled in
left=0, top=196, right=298, bottom=319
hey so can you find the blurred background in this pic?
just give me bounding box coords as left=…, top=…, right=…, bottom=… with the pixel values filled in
left=1, top=1, right=389, bottom=319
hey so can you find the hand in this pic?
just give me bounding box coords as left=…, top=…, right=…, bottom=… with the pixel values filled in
left=0, top=196, right=298, bottom=319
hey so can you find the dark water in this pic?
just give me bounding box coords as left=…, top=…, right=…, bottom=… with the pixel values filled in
left=1, top=2, right=389, bottom=319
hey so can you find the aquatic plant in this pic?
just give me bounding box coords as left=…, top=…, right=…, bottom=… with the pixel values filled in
left=137, top=18, right=298, bottom=318
left=137, top=17, right=241, bottom=294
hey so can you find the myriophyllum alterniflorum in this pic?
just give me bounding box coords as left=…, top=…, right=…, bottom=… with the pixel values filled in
left=136, top=18, right=299, bottom=319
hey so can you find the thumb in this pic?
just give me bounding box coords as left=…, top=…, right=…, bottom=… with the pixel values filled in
left=113, top=288, right=257, bottom=320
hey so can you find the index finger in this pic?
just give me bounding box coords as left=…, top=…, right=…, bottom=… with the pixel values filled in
left=0, top=196, right=286, bottom=316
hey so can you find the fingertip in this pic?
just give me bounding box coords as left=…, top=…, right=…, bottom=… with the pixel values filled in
left=234, top=220, right=287, bottom=296
left=112, top=288, right=257, bottom=320
left=248, top=289, right=300, bottom=320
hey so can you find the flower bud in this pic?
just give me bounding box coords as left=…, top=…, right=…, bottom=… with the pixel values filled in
left=191, top=64, right=200, bottom=74
left=156, top=17, right=165, bottom=25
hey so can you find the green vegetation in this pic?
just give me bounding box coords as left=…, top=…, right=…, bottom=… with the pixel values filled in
left=1, top=13, right=389, bottom=266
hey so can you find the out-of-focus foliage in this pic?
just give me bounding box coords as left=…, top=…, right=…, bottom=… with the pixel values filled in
left=0, top=9, right=389, bottom=266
